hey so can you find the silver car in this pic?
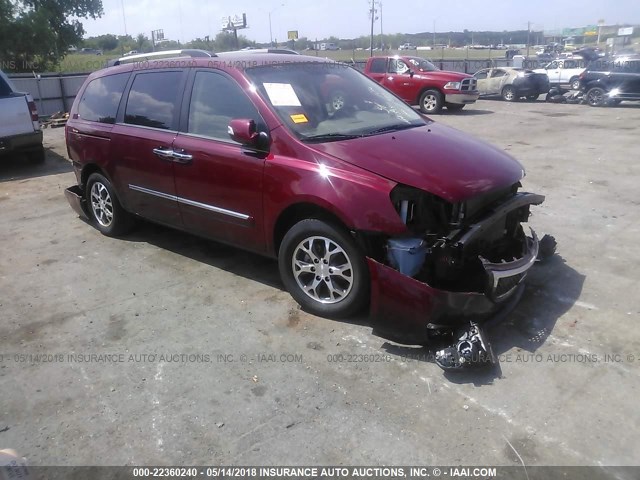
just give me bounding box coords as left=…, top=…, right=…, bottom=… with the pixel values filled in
left=473, top=67, right=550, bottom=102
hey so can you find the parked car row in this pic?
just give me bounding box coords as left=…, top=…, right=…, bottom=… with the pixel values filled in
left=358, top=53, right=640, bottom=110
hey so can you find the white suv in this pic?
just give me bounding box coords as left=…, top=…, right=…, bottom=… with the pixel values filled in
left=535, top=57, right=586, bottom=90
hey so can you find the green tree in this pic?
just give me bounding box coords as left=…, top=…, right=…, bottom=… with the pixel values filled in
left=136, top=33, right=153, bottom=53
left=0, top=0, right=103, bottom=71
left=97, top=34, right=118, bottom=51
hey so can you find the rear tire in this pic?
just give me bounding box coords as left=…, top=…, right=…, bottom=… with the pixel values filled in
left=86, top=173, right=134, bottom=237
left=585, top=87, right=606, bottom=107
left=419, top=89, right=443, bottom=113
left=502, top=86, right=517, bottom=102
left=28, top=146, right=46, bottom=163
left=278, top=219, right=369, bottom=318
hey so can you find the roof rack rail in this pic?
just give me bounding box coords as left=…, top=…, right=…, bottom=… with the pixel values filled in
left=108, top=49, right=216, bottom=66
left=217, top=48, right=300, bottom=56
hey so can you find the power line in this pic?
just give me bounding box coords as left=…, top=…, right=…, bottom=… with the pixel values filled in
left=120, top=0, right=128, bottom=36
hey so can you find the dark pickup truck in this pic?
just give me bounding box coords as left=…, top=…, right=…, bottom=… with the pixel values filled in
left=352, top=56, right=478, bottom=113
left=580, top=56, right=640, bottom=106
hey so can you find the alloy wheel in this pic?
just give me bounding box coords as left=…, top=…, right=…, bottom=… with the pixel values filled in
left=90, top=182, right=114, bottom=227
left=422, top=94, right=438, bottom=111
left=291, top=236, right=354, bottom=304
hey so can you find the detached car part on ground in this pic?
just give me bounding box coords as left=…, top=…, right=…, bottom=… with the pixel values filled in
left=473, top=67, right=550, bottom=102
left=64, top=51, right=554, bottom=373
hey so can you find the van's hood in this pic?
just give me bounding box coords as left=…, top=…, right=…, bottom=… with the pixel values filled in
left=309, top=122, right=525, bottom=203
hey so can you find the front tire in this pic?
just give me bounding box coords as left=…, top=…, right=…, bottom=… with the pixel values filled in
left=419, top=89, right=443, bottom=114
left=502, top=86, right=517, bottom=102
left=586, top=87, right=606, bottom=107
left=278, top=219, right=369, bottom=318
left=569, top=77, right=581, bottom=90
left=86, top=173, right=134, bottom=236
left=446, top=103, right=465, bottom=111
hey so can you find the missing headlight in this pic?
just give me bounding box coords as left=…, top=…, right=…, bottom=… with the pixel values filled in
left=389, top=185, right=453, bottom=234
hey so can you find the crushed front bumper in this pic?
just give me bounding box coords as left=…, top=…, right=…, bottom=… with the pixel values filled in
left=368, top=222, right=541, bottom=345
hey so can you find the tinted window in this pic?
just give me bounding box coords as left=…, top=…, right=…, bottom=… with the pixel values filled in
left=369, top=58, right=387, bottom=73
left=474, top=70, right=488, bottom=80
left=78, top=73, right=129, bottom=124
left=125, top=72, right=182, bottom=129
left=613, top=60, right=640, bottom=73
left=187, top=72, right=263, bottom=142
left=388, top=59, right=409, bottom=74
left=0, top=76, right=12, bottom=97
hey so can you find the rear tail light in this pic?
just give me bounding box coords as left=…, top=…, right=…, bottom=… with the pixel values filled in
left=27, top=101, right=39, bottom=122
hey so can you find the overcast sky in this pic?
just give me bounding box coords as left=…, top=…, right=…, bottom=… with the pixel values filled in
left=83, top=0, right=639, bottom=43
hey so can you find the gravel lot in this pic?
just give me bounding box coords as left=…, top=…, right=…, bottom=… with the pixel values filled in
left=1, top=99, right=639, bottom=471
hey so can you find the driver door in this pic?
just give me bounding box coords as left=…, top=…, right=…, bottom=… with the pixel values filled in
left=488, top=69, right=509, bottom=94
left=473, top=69, right=490, bottom=95
left=381, top=58, right=416, bottom=102
left=171, top=70, right=268, bottom=253
left=546, top=61, right=562, bottom=84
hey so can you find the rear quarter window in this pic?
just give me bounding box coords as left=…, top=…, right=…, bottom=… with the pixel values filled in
left=124, top=71, right=183, bottom=130
left=78, top=73, right=129, bottom=124
left=369, top=58, right=387, bottom=74
left=0, top=76, right=12, bottom=97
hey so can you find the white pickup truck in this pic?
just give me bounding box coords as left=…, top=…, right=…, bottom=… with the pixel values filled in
left=0, top=70, right=44, bottom=162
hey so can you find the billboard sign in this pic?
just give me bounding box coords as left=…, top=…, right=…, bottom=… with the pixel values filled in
left=221, top=13, right=247, bottom=30
left=584, top=25, right=598, bottom=36
left=287, top=30, right=299, bottom=40
left=618, top=27, right=634, bottom=36
left=562, top=27, right=585, bottom=36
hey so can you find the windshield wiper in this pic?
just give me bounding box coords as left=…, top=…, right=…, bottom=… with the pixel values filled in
left=364, top=123, right=419, bottom=136
left=302, top=133, right=363, bottom=143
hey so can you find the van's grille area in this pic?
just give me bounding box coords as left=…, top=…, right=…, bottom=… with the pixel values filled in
left=461, top=78, right=477, bottom=91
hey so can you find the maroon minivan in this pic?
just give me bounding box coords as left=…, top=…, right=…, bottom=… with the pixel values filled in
left=65, top=51, right=548, bottom=370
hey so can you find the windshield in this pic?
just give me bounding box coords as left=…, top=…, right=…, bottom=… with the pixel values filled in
left=245, top=62, right=426, bottom=142
left=406, top=57, right=439, bottom=72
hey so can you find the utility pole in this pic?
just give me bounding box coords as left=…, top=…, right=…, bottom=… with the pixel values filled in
left=379, top=2, right=383, bottom=50
left=527, top=21, right=531, bottom=57
left=120, top=0, right=128, bottom=36
left=433, top=20, right=436, bottom=47
left=369, top=0, right=376, bottom=57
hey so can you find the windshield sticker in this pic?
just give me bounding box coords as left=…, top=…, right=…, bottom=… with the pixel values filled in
left=263, top=83, right=302, bottom=107
left=290, top=114, right=308, bottom=124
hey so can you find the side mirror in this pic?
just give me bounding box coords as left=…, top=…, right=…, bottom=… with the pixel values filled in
left=228, top=119, right=269, bottom=150
left=409, top=70, right=415, bottom=78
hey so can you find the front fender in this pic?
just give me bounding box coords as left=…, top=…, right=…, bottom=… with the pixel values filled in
left=263, top=156, right=408, bottom=254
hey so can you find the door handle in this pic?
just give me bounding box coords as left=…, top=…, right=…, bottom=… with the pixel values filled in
left=171, top=150, right=193, bottom=164
left=153, top=147, right=174, bottom=160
